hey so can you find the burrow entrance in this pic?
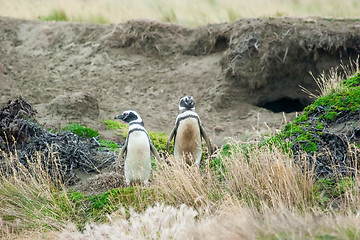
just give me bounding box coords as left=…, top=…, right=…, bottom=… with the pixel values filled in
left=257, top=97, right=308, bottom=113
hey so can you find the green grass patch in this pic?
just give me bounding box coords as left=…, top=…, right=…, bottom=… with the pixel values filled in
left=98, top=139, right=120, bottom=151
left=65, top=187, right=161, bottom=226
left=312, top=72, right=360, bottom=114
left=62, top=123, right=99, bottom=138
left=313, top=177, right=356, bottom=209
left=39, top=9, right=69, bottom=22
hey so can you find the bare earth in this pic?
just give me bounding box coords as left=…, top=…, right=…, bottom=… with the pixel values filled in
left=1, top=17, right=360, bottom=147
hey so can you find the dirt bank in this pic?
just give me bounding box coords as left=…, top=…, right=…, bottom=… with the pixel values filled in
left=1, top=17, right=360, bottom=145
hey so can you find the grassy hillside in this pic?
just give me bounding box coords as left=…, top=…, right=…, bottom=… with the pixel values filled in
left=0, top=0, right=359, bottom=27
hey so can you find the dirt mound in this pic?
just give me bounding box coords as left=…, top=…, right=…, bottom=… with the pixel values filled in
left=47, top=91, right=100, bottom=120
left=1, top=17, right=360, bottom=144
left=0, top=98, right=118, bottom=185
left=73, top=172, right=126, bottom=196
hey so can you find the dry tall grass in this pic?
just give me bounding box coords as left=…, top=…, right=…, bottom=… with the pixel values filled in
left=58, top=144, right=360, bottom=239
left=152, top=145, right=315, bottom=211
left=301, top=58, right=360, bottom=98
left=0, top=149, right=74, bottom=238
left=1, top=141, right=360, bottom=239
left=1, top=0, right=360, bottom=27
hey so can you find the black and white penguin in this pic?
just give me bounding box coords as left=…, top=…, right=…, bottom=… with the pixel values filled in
left=114, top=110, right=160, bottom=186
left=166, top=96, right=212, bottom=165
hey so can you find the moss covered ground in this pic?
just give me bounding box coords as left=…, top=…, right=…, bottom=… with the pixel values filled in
left=264, top=72, right=360, bottom=154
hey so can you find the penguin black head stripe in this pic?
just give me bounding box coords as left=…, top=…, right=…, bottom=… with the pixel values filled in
left=179, top=96, right=195, bottom=112
left=114, top=110, right=144, bottom=125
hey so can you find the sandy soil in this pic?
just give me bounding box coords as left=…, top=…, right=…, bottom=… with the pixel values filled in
left=1, top=17, right=360, bottom=147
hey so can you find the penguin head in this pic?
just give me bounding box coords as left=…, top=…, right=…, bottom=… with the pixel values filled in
left=179, top=96, right=195, bottom=112
left=114, top=110, right=143, bottom=124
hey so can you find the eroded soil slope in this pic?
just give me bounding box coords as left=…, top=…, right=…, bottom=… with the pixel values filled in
left=1, top=17, right=360, bottom=145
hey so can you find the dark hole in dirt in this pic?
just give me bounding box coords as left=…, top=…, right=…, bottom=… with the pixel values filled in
left=257, top=97, right=307, bottom=113
left=212, top=35, right=229, bottom=53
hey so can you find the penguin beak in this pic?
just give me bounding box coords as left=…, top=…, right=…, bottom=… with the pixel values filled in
left=114, top=114, right=125, bottom=120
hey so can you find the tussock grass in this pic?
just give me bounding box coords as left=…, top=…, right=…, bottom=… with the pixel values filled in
left=1, top=0, right=360, bottom=26
left=0, top=150, right=76, bottom=236
left=1, top=140, right=360, bottom=239
left=58, top=143, right=360, bottom=239
left=301, top=58, right=360, bottom=98
left=152, top=145, right=315, bottom=211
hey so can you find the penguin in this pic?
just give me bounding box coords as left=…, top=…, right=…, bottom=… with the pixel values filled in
left=166, top=96, right=212, bottom=166
left=114, top=110, right=161, bottom=186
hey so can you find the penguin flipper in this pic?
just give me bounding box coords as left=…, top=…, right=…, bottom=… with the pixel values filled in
left=115, top=138, right=128, bottom=170
left=150, top=142, right=161, bottom=162
left=166, top=126, right=176, bottom=153
left=200, top=124, right=212, bottom=157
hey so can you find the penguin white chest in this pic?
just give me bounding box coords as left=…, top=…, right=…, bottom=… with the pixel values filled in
left=174, top=118, right=202, bottom=164
left=125, top=131, right=151, bottom=182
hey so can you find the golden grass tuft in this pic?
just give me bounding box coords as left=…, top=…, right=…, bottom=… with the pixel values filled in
left=301, top=57, right=360, bottom=98
left=0, top=149, right=77, bottom=237
left=151, top=145, right=315, bottom=211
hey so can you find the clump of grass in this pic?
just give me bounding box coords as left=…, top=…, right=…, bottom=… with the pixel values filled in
left=0, top=150, right=80, bottom=233
left=313, top=177, right=357, bottom=209
left=64, top=186, right=161, bottom=226
left=301, top=58, right=360, bottom=98
left=152, top=144, right=315, bottom=210
left=39, top=9, right=69, bottom=22
left=97, top=139, right=119, bottom=151
left=0, top=148, right=158, bottom=234
left=148, top=131, right=171, bottom=153
left=192, top=204, right=360, bottom=239
left=62, top=123, right=99, bottom=138
left=61, top=122, right=120, bottom=152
